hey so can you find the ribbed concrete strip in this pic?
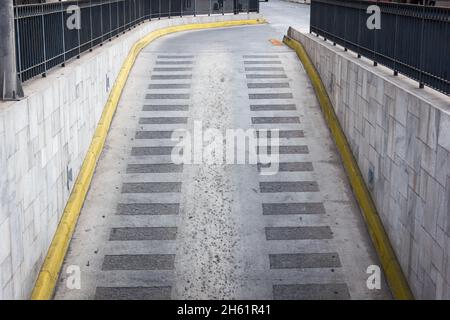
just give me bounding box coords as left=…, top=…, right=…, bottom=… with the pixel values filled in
left=109, top=227, right=178, bottom=241
left=143, top=105, right=189, bottom=111
left=244, top=61, right=282, bottom=64
left=102, top=254, right=176, bottom=270
left=135, top=131, right=176, bottom=139
left=156, top=61, right=194, bottom=65
left=269, top=253, right=341, bottom=269
left=95, top=287, right=172, bottom=300
left=158, top=55, right=195, bottom=59
left=153, top=67, right=193, bottom=71
left=245, top=67, right=285, bottom=71
left=256, top=130, right=304, bottom=138
left=126, top=163, right=183, bottom=173
left=116, top=203, right=180, bottom=215
left=260, top=181, right=320, bottom=193
left=131, top=146, right=181, bottom=156
left=149, top=84, right=191, bottom=89
left=152, top=75, right=192, bottom=80
left=122, top=182, right=182, bottom=193
left=146, top=94, right=190, bottom=99
left=248, top=83, right=290, bottom=88
left=139, top=117, right=188, bottom=124
left=243, top=55, right=279, bottom=58
left=262, top=203, right=326, bottom=215
left=273, top=284, right=350, bottom=300
left=247, top=74, right=287, bottom=79
left=249, top=93, right=293, bottom=99
left=257, top=145, right=309, bottom=154
left=258, top=162, right=314, bottom=172
left=252, top=116, right=300, bottom=124
left=265, top=226, right=333, bottom=240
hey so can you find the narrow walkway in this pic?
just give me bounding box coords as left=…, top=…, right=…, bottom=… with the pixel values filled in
left=54, top=4, right=391, bottom=300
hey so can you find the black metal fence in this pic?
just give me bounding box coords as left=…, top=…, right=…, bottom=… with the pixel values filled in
left=310, top=0, right=450, bottom=95
left=14, top=0, right=259, bottom=82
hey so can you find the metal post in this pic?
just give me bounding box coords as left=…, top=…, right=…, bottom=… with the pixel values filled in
left=418, top=4, right=425, bottom=88
left=0, top=0, right=24, bottom=100
left=60, top=2, right=67, bottom=65
left=393, top=2, right=398, bottom=75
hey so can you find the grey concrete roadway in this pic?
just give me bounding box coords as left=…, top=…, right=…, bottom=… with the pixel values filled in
left=54, top=3, right=391, bottom=300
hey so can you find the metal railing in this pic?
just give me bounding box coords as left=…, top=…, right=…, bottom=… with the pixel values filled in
left=14, top=0, right=259, bottom=82
left=310, top=0, right=450, bottom=95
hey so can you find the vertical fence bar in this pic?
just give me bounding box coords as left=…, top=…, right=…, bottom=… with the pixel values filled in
left=393, top=2, right=398, bottom=75
left=373, top=3, right=377, bottom=66
left=41, top=4, right=47, bottom=77
left=418, top=4, right=425, bottom=88
left=100, top=0, right=104, bottom=44
left=356, top=0, right=361, bottom=56
left=108, top=0, right=112, bottom=40
left=77, top=0, right=81, bottom=57
left=14, top=7, right=23, bottom=82
left=60, top=2, right=66, bottom=64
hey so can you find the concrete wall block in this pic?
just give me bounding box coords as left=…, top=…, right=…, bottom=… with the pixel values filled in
left=398, top=224, right=412, bottom=272
left=431, top=240, right=444, bottom=275
left=410, top=238, right=420, bottom=275
left=423, top=270, right=437, bottom=299
left=361, top=69, right=368, bottom=101
left=435, top=145, right=450, bottom=187
left=421, top=143, right=437, bottom=177
left=417, top=167, right=429, bottom=201
left=435, top=270, right=446, bottom=300
left=0, top=255, right=12, bottom=293
left=394, top=89, right=408, bottom=126
left=386, top=116, right=395, bottom=159
left=407, top=94, right=421, bottom=118
left=427, top=107, right=440, bottom=151
left=436, top=184, right=447, bottom=232
left=394, top=119, right=407, bottom=160
left=12, top=100, right=29, bottom=135
left=437, top=111, right=450, bottom=152
left=405, top=112, right=419, bottom=167
left=2, top=279, right=13, bottom=300
left=374, top=124, right=385, bottom=154
left=393, top=160, right=409, bottom=198
left=374, top=76, right=385, bottom=106
left=9, top=211, right=24, bottom=274
left=446, top=176, right=450, bottom=235
left=0, top=219, right=11, bottom=264
left=423, top=177, right=440, bottom=238
left=419, top=228, right=433, bottom=276
left=418, top=101, right=430, bottom=143
left=4, top=109, right=17, bottom=159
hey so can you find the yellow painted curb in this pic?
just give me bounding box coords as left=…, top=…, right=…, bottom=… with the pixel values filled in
left=283, top=35, right=414, bottom=300
left=31, top=18, right=265, bottom=300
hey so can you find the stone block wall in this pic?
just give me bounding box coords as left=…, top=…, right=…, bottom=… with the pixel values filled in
left=289, top=28, right=450, bottom=299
